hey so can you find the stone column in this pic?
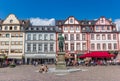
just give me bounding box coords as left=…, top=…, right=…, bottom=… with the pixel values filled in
left=56, top=52, right=66, bottom=70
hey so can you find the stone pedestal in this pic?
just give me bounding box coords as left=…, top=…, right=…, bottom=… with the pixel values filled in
left=56, top=52, right=66, bottom=70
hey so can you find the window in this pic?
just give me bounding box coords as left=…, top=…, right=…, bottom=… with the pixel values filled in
left=101, top=26, right=104, bottom=30
left=70, top=43, right=74, bottom=51
left=5, top=26, right=8, bottom=30
left=82, top=43, right=86, bottom=50
left=65, top=34, right=68, bottom=40
left=11, top=49, right=14, bottom=53
left=96, top=26, right=99, bottom=30
left=39, top=27, right=42, bottom=30
left=91, top=44, right=95, bottom=50
left=20, top=34, right=23, bottom=37
left=34, top=28, right=36, bottom=30
left=11, top=41, right=15, bottom=45
left=44, top=44, right=48, bottom=52
left=103, top=43, right=106, bottom=50
left=39, top=34, right=42, bottom=40
left=50, top=43, right=54, bottom=52
left=65, top=43, right=68, bottom=50
left=27, top=43, right=31, bottom=52
left=45, top=27, right=47, bottom=30
left=107, top=26, right=110, bottom=30
left=38, top=44, right=42, bottom=52
left=91, top=34, right=94, bottom=40
left=76, top=26, right=79, bottom=30
left=19, top=42, right=23, bottom=45
left=100, top=18, right=104, bottom=23
left=76, top=34, right=80, bottom=40
left=14, top=26, right=17, bottom=30
left=19, top=49, right=22, bottom=53
left=1, top=42, right=5, bottom=45
left=113, top=34, right=116, bottom=40
left=64, top=27, right=68, bottom=30
left=10, top=26, right=12, bottom=30
left=97, top=43, right=100, bottom=50
left=70, top=26, right=74, bottom=30
left=108, top=34, right=111, bottom=40
left=20, top=27, right=24, bottom=30
left=114, top=43, right=117, bottom=49
left=6, top=34, right=10, bottom=38
left=50, top=34, right=54, bottom=40
left=16, top=41, right=19, bottom=45
left=108, top=43, right=112, bottom=49
left=16, top=34, right=19, bottom=37
left=82, top=34, right=86, bottom=40
left=70, top=34, right=74, bottom=40
left=10, top=19, right=13, bottom=23
left=44, top=34, right=48, bottom=40
left=96, top=34, right=100, bottom=40
left=76, top=43, right=80, bottom=50
left=27, top=34, right=31, bottom=40
left=33, top=43, right=36, bottom=52
left=70, top=19, right=73, bottom=23
left=5, top=41, right=9, bottom=45
left=102, top=34, right=106, bottom=40
left=33, top=34, right=36, bottom=40
left=82, top=27, right=85, bottom=31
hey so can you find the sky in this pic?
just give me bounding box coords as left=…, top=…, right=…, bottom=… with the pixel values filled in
left=1, top=0, right=120, bottom=26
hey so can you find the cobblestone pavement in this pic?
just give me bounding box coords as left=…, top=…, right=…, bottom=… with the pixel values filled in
left=0, top=65, right=120, bottom=81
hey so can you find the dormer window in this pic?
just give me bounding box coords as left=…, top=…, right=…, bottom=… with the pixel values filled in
left=89, top=22, right=91, bottom=25
left=28, top=27, right=31, bottom=30
left=20, top=27, right=24, bottom=30
left=39, top=27, right=42, bottom=30
left=100, top=18, right=104, bottom=23
left=22, top=20, right=25, bottom=24
left=50, top=27, right=53, bottom=30
left=45, top=27, right=47, bottom=30
left=70, top=19, right=73, bottom=23
left=10, top=19, right=13, bottom=23
left=34, top=27, right=36, bottom=30
left=58, top=22, right=62, bottom=25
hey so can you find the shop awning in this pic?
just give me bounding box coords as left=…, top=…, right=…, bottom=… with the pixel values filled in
left=79, top=51, right=115, bottom=58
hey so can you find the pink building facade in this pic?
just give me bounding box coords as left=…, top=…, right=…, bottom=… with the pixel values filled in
left=56, top=16, right=119, bottom=60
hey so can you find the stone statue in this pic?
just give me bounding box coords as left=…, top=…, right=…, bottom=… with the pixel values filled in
left=58, top=33, right=64, bottom=52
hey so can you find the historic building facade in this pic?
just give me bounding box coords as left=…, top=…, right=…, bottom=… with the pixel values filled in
left=56, top=16, right=119, bottom=60
left=56, top=16, right=88, bottom=61
left=0, top=14, right=29, bottom=62
left=89, top=17, right=119, bottom=52
left=0, top=14, right=119, bottom=63
left=24, top=26, right=60, bottom=64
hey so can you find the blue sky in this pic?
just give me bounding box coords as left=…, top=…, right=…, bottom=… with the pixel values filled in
left=0, top=0, right=120, bottom=20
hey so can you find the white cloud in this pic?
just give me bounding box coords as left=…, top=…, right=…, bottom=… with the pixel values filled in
left=30, top=17, right=55, bottom=26
left=114, top=19, right=120, bottom=31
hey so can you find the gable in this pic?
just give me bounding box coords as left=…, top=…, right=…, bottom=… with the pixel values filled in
left=64, top=16, right=79, bottom=24
left=95, top=17, right=111, bottom=25
left=3, top=14, right=20, bottom=24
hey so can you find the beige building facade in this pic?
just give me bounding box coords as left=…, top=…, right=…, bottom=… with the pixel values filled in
left=0, top=14, right=29, bottom=61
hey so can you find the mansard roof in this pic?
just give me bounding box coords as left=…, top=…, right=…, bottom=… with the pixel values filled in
left=25, top=26, right=61, bottom=32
